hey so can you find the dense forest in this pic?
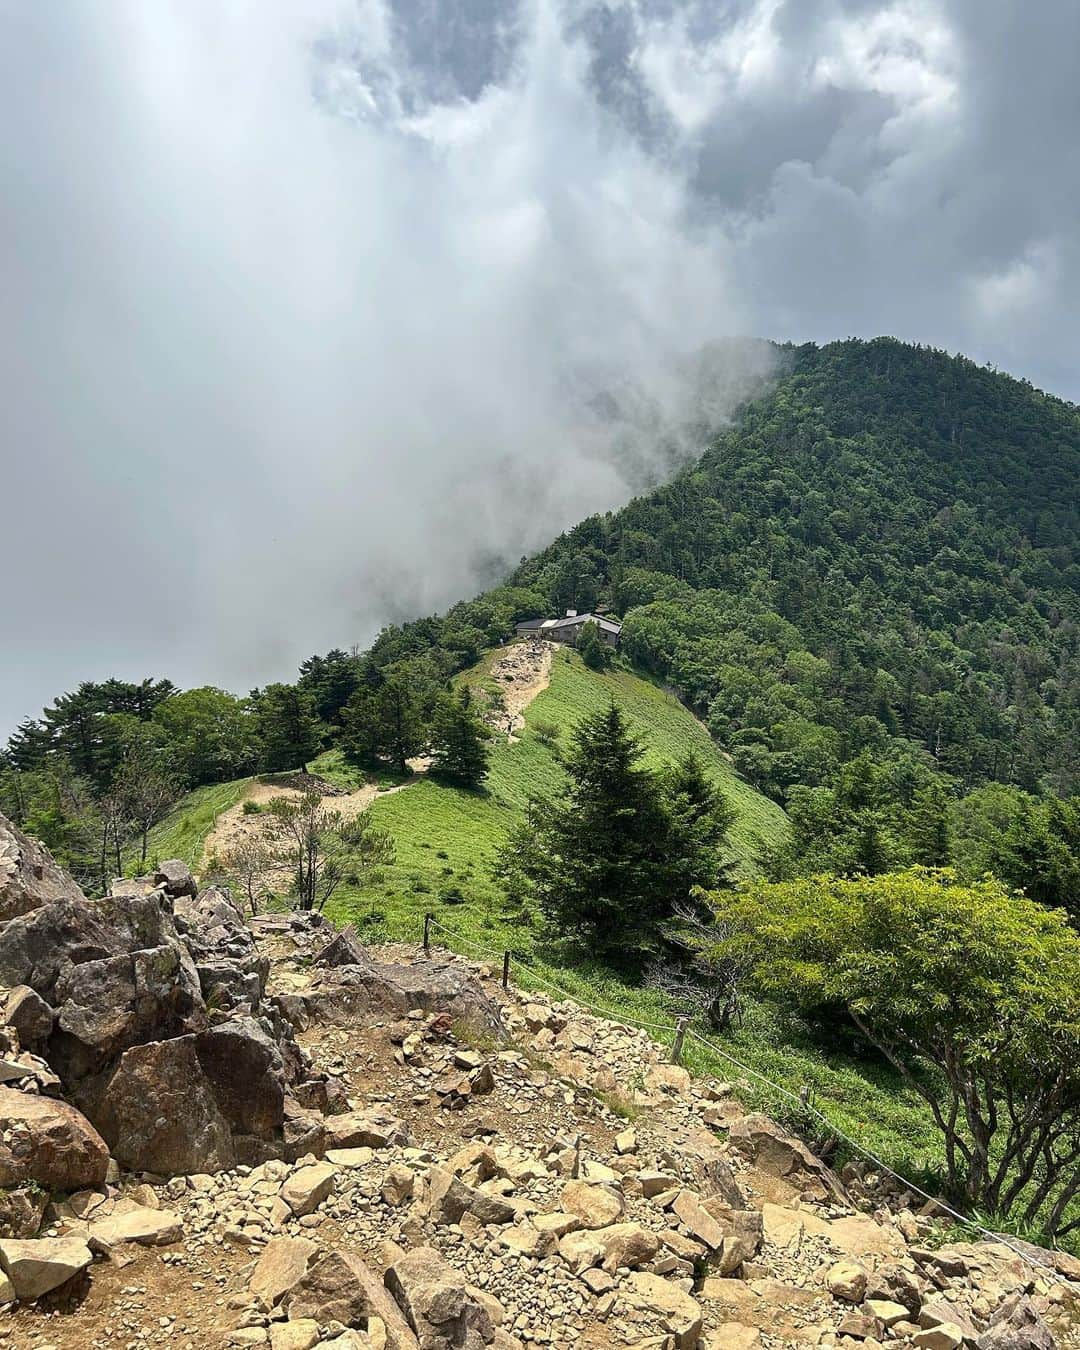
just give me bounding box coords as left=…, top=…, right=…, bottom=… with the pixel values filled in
left=4, top=338, right=1078, bottom=906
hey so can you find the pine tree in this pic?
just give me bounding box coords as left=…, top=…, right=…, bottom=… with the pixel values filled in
left=659, top=752, right=737, bottom=897
left=429, top=689, right=491, bottom=788
left=907, top=783, right=953, bottom=866
left=496, top=702, right=672, bottom=959
left=253, top=684, right=320, bottom=773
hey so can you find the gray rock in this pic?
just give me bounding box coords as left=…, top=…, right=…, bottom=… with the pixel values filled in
left=93, top=1034, right=235, bottom=1174
left=2, top=985, right=54, bottom=1051
left=385, top=1245, right=497, bottom=1350
left=0, top=813, right=84, bottom=923
left=154, top=860, right=197, bottom=898
left=195, top=1016, right=286, bottom=1139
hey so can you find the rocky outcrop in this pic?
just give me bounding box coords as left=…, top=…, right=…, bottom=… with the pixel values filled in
left=0, top=814, right=84, bottom=923
left=306, top=945, right=503, bottom=1036
left=0, top=811, right=313, bottom=1177
left=91, top=1034, right=236, bottom=1174
left=0, top=1086, right=109, bottom=1191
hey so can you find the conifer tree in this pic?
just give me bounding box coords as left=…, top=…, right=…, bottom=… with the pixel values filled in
left=429, top=688, right=491, bottom=788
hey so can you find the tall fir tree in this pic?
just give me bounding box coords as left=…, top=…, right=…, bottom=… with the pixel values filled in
left=429, top=688, right=491, bottom=788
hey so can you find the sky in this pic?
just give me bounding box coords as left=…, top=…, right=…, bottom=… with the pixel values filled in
left=2, top=0, right=1078, bottom=737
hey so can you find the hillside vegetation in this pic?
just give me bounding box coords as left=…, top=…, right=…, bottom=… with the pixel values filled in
left=328, top=645, right=786, bottom=930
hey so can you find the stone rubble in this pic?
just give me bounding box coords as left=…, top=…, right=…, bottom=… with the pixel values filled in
left=0, top=814, right=1076, bottom=1350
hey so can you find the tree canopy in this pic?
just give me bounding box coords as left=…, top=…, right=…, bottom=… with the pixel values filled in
left=693, top=869, right=1080, bottom=1235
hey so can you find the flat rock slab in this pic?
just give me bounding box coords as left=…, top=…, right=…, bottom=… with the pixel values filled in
left=88, top=1205, right=183, bottom=1249
left=0, top=1235, right=93, bottom=1301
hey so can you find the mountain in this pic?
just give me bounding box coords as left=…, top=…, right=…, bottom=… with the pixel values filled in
left=371, top=338, right=1079, bottom=800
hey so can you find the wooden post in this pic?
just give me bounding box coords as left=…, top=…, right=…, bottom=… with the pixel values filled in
left=502, top=950, right=511, bottom=989
left=671, top=1016, right=689, bottom=1064
left=423, top=913, right=432, bottom=954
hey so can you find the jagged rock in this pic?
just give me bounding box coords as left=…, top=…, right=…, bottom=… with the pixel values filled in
left=0, top=890, right=180, bottom=1003
left=382, top=1164, right=415, bottom=1205
left=426, top=1164, right=516, bottom=1226
left=558, top=1229, right=604, bottom=1274
left=623, top=1272, right=704, bottom=1350
left=728, top=1113, right=846, bottom=1201
left=595, top=1222, right=660, bottom=1271
left=827, top=1259, right=869, bottom=1302
left=306, top=955, right=503, bottom=1037
left=316, top=928, right=369, bottom=968
left=0, top=1184, right=48, bottom=1239
left=94, top=1034, right=235, bottom=1174
left=559, top=1180, right=624, bottom=1229
left=51, top=941, right=206, bottom=1079
left=250, top=1235, right=320, bottom=1306
left=866, top=1298, right=913, bottom=1327
left=672, top=1188, right=725, bottom=1249
left=0, top=813, right=84, bottom=922
left=2, top=985, right=54, bottom=1050
left=0, top=1085, right=109, bottom=1191
left=866, top=1262, right=923, bottom=1316
left=270, top=1322, right=321, bottom=1350
left=288, top=1249, right=416, bottom=1349
left=718, top=1210, right=764, bottom=1275
left=326, top=1109, right=409, bottom=1150
left=976, top=1295, right=1055, bottom=1350
left=195, top=1017, right=286, bottom=1139
left=281, top=1161, right=337, bottom=1215
left=154, top=860, right=197, bottom=898
left=385, top=1244, right=501, bottom=1349
left=0, top=1234, right=92, bottom=1300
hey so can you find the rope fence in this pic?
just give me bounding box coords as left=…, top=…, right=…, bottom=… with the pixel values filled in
left=418, top=910, right=1059, bottom=1275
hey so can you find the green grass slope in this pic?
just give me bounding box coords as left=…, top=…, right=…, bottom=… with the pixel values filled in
left=328, top=644, right=787, bottom=944
left=146, top=651, right=945, bottom=1190
left=139, top=777, right=252, bottom=869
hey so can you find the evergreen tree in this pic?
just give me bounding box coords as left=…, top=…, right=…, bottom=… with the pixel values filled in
left=253, top=684, right=320, bottom=773
left=496, top=703, right=672, bottom=959
left=341, top=668, right=429, bottom=774
left=577, top=621, right=611, bottom=671
left=907, top=782, right=953, bottom=866
left=659, top=752, right=737, bottom=897
left=429, top=688, right=491, bottom=788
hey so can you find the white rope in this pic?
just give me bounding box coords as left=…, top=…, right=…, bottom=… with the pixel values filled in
left=683, top=1028, right=1057, bottom=1275
left=422, top=912, right=1060, bottom=1274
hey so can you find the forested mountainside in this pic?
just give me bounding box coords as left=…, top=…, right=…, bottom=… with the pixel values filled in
left=5, top=337, right=1078, bottom=896
left=359, top=337, right=1080, bottom=884
left=511, top=338, right=1079, bottom=796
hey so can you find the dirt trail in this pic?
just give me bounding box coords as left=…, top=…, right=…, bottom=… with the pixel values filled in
left=201, top=771, right=418, bottom=874
left=483, top=638, right=554, bottom=741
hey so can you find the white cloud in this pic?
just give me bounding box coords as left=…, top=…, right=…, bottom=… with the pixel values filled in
left=2, top=0, right=1078, bottom=736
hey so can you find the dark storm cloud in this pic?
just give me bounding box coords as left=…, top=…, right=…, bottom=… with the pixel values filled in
left=1, top=0, right=1077, bottom=735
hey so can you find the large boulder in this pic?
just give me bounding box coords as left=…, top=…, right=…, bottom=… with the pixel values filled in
left=50, top=942, right=206, bottom=1080
left=0, top=813, right=84, bottom=922
left=287, top=1248, right=418, bottom=1350
left=195, top=1016, right=286, bottom=1139
left=92, top=1035, right=235, bottom=1174
left=0, top=891, right=180, bottom=1003
left=385, top=1245, right=500, bottom=1349
left=0, top=1235, right=92, bottom=1301
left=153, top=860, right=197, bottom=899
left=0, top=1086, right=109, bottom=1192
left=306, top=952, right=503, bottom=1037
left=2, top=985, right=54, bottom=1051
left=729, top=1113, right=846, bottom=1202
